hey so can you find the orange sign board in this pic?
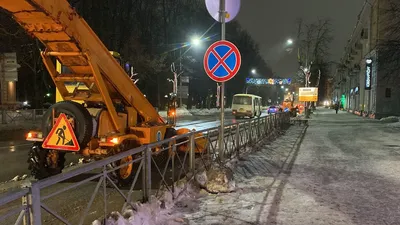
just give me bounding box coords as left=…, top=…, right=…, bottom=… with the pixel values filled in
left=42, top=113, right=80, bottom=151
left=299, top=95, right=318, bottom=101
left=299, top=87, right=318, bottom=102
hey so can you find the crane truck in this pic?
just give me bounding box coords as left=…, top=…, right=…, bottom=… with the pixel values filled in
left=0, top=0, right=206, bottom=185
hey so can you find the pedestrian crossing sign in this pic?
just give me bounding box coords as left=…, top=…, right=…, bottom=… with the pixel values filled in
left=42, top=113, right=80, bottom=151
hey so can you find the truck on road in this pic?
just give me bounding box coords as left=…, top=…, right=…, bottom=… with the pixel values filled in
left=0, top=0, right=206, bottom=186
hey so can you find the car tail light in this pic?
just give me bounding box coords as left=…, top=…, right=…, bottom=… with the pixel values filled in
left=26, top=131, right=43, bottom=141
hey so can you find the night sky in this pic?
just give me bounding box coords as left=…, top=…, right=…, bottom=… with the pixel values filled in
left=236, top=0, right=365, bottom=78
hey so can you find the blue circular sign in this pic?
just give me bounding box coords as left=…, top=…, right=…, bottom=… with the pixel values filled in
left=203, top=40, right=241, bottom=82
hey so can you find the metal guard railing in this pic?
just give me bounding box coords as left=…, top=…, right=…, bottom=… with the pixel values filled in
left=0, top=112, right=291, bottom=225
left=0, top=109, right=47, bottom=124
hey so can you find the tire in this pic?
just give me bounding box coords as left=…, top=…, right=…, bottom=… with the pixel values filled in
left=156, top=128, right=177, bottom=164
left=42, top=101, right=93, bottom=148
left=164, top=128, right=177, bottom=140
left=27, top=143, right=65, bottom=180
left=112, top=139, right=142, bottom=187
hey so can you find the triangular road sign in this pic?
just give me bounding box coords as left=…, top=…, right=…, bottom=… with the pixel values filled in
left=42, top=113, right=80, bottom=151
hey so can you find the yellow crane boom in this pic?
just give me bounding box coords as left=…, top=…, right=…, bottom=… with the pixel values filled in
left=0, top=0, right=207, bottom=183
left=1, top=0, right=164, bottom=131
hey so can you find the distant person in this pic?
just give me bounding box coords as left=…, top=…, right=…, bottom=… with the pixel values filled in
left=334, top=103, right=339, bottom=114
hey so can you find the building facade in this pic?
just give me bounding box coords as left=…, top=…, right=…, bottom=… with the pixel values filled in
left=333, top=0, right=399, bottom=119
left=0, top=53, right=19, bottom=108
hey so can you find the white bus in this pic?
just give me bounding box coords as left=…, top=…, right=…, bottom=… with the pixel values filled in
left=231, top=94, right=262, bottom=119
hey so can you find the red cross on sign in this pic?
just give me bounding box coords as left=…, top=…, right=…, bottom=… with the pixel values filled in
left=203, top=40, right=241, bottom=82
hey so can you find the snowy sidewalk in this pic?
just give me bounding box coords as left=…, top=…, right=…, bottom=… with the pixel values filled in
left=181, top=108, right=400, bottom=225
left=181, top=125, right=307, bottom=225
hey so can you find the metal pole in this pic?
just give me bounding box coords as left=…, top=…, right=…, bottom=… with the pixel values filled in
left=179, top=49, right=183, bottom=108
left=189, top=133, right=195, bottom=171
left=218, top=0, right=226, bottom=161
left=31, top=185, right=41, bottom=225
left=305, top=71, right=310, bottom=118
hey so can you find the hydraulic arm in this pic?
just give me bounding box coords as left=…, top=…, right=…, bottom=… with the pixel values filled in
left=0, top=0, right=164, bottom=131
left=0, top=0, right=207, bottom=183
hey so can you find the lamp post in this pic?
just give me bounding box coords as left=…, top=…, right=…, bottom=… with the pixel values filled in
left=170, top=36, right=202, bottom=108
left=300, top=65, right=312, bottom=118
left=245, top=68, right=257, bottom=94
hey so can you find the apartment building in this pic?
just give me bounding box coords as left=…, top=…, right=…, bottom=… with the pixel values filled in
left=333, top=0, right=400, bottom=119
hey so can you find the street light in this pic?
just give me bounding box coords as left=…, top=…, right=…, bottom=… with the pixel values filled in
left=285, top=88, right=288, bottom=91
left=251, top=69, right=256, bottom=74
left=287, top=39, right=293, bottom=45
left=173, top=36, right=204, bottom=108
left=281, top=85, right=284, bottom=89
left=191, top=36, right=201, bottom=47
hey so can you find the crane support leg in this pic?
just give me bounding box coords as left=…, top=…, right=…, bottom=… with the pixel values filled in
left=87, top=56, right=122, bottom=132
left=40, top=51, right=69, bottom=97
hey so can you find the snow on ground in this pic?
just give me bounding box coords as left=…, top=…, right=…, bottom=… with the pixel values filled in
left=387, top=122, right=400, bottom=128
left=158, top=108, right=231, bottom=117
left=190, top=108, right=232, bottom=116
left=379, top=116, right=399, bottom=123
left=93, top=120, right=298, bottom=225
left=121, top=108, right=400, bottom=225
left=379, top=116, right=400, bottom=128
left=158, top=107, right=193, bottom=117
left=92, top=181, right=202, bottom=225
left=270, top=109, right=400, bottom=225
left=179, top=125, right=306, bottom=225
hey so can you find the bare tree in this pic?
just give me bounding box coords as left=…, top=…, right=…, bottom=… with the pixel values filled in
left=295, top=18, right=333, bottom=87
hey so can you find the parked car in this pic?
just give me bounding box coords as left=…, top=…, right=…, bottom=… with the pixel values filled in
left=267, top=105, right=279, bottom=114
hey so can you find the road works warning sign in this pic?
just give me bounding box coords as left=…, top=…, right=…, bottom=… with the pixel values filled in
left=299, top=87, right=318, bottom=102
left=42, top=113, right=80, bottom=151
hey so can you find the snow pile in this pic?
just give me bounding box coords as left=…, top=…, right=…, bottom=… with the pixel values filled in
left=387, top=122, right=400, bottom=128
left=158, top=107, right=233, bottom=117
left=195, top=164, right=236, bottom=193
left=158, top=111, right=167, bottom=117
left=191, top=108, right=232, bottom=116
left=175, top=108, right=193, bottom=116
left=380, top=116, right=399, bottom=123
left=11, top=174, right=28, bottom=181
left=158, top=108, right=193, bottom=118
left=92, top=180, right=201, bottom=225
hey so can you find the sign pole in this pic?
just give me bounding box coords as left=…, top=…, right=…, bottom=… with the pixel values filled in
left=204, top=0, right=241, bottom=162
left=179, top=48, right=183, bottom=107
left=218, top=0, right=226, bottom=161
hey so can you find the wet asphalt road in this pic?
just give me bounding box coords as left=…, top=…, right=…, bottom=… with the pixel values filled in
left=0, top=112, right=268, bottom=183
